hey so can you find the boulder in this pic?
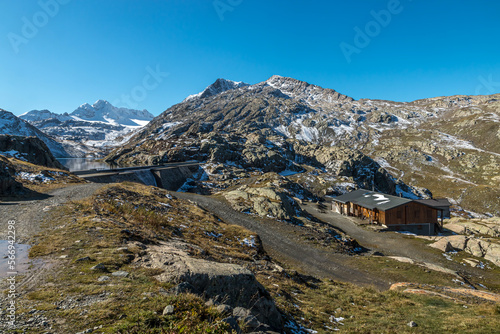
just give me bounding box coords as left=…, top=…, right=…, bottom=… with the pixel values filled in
left=90, top=263, right=108, bottom=272
left=163, top=305, right=175, bottom=315
left=146, top=241, right=283, bottom=331
left=465, top=239, right=485, bottom=258
left=408, top=321, right=418, bottom=328
left=429, top=238, right=454, bottom=252
left=216, top=304, right=232, bottom=314
left=429, top=236, right=467, bottom=252
left=253, top=196, right=290, bottom=220
left=111, top=271, right=129, bottom=278
left=224, top=180, right=302, bottom=221
left=447, top=235, right=467, bottom=251
left=483, top=242, right=500, bottom=267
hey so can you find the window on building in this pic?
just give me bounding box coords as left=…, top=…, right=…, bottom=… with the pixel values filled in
left=414, top=210, right=420, bottom=219
left=397, top=210, right=402, bottom=219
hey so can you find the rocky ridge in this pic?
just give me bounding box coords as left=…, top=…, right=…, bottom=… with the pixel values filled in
left=0, top=134, right=66, bottom=169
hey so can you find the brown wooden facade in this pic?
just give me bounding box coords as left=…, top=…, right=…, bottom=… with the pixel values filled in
left=332, top=189, right=446, bottom=235
left=334, top=201, right=439, bottom=226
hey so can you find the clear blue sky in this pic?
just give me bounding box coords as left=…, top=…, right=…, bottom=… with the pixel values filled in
left=1, top=0, right=499, bottom=116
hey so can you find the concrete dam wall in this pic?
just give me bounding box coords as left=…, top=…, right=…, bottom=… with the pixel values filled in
left=79, top=164, right=200, bottom=191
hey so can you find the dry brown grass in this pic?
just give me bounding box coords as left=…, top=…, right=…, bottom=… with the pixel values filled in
left=21, top=182, right=261, bottom=333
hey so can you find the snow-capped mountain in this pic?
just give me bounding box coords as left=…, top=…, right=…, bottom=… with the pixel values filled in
left=69, top=100, right=153, bottom=127
left=184, top=78, right=249, bottom=101
left=18, top=109, right=71, bottom=123
left=20, top=100, right=154, bottom=149
left=0, top=108, right=84, bottom=158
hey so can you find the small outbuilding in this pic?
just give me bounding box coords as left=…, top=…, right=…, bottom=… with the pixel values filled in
left=332, top=189, right=445, bottom=235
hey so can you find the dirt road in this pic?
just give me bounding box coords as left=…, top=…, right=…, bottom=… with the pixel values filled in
left=173, top=192, right=390, bottom=289
left=0, top=183, right=106, bottom=243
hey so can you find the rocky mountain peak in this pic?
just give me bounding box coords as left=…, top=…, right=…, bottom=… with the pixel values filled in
left=92, top=99, right=112, bottom=109
left=184, top=78, right=249, bottom=101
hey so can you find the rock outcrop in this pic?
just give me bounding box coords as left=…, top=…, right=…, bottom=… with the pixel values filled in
left=224, top=173, right=314, bottom=220
left=0, top=134, right=66, bottom=169
left=444, top=217, right=500, bottom=238
left=0, top=155, right=23, bottom=195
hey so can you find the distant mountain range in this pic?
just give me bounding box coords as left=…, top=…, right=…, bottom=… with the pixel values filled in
left=105, top=76, right=500, bottom=216
left=19, top=100, right=154, bottom=150
left=0, top=108, right=85, bottom=158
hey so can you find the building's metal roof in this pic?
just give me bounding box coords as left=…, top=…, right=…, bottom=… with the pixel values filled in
left=332, top=189, right=413, bottom=211
left=332, top=189, right=370, bottom=204
left=414, top=198, right=451, bottom=209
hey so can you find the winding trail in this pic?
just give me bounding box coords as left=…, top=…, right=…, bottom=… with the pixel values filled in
left=173, top=192, right=390, bottom=290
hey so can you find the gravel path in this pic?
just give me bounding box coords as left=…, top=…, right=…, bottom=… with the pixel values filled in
left=301, top=203, right=491, bottom=280
left=0, top=183, right=106, bottom=244
left=173, top=192, right=389, bottom=289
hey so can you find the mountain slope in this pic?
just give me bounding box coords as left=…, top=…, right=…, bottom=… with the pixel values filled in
left=20, top=100, right=154, bottom=149
left=0, top=108, right=85, bottom=158
left=106, top=76, right=500, bottom=216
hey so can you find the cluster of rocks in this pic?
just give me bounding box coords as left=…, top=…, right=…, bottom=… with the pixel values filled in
left=430, top=218, right=500, bottom=267
left=224, top=173, right=313, bottom=220
left=0, top=306, right=51, bottom=332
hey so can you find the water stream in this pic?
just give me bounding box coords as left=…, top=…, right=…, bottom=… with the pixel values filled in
left=0, top=240, right=33, bottom=278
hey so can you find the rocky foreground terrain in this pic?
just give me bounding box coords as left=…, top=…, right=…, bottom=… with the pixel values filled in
left=105, top=76, right=500, bottom=216
left=1, top=177, right=499, bottom=333
left=1, top=135, right=499, bottom=332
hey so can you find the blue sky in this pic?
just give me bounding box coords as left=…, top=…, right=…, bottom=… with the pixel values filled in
left=1, top=0, right=499, bottom=116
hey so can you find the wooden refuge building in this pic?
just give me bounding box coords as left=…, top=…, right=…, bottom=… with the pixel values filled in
left=332, top=189, right=444, bottom=235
